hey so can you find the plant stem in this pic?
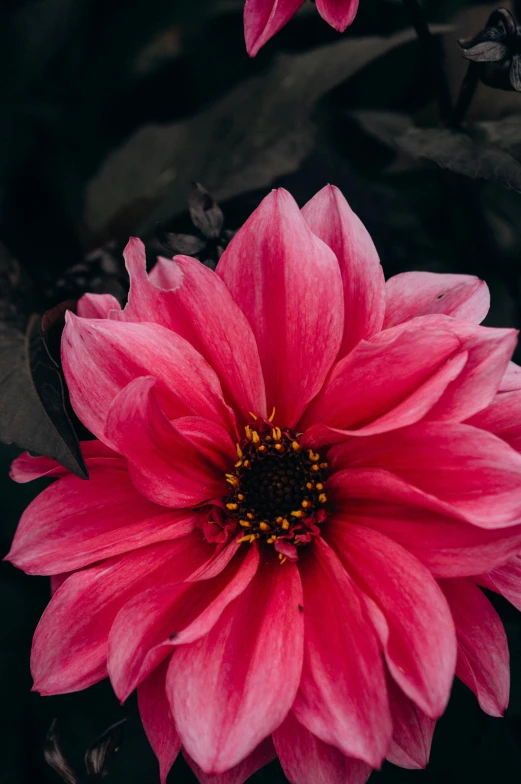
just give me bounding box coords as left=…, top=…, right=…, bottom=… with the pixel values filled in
left=401, top=0, right=453, bottom=123
left=451, top=61, right=478, bottom=127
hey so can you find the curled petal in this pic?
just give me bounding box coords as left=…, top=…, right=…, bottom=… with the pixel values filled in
left=440, top=578, right=509, bottom=717
left=302, top=185, right=384, bottom=356
left=478, top=554, right=521, bottom=611
left=384, top=272, right=490, bottom=327
left=243, top=0, right=304, bottom=56
left=217, top=189, right=343, bottom=428
left=315, top=0, right=359, bottom=31
left=77, top=293, right=121, bottom=319
left=10, top=440, right=123, bottom=483
left=138, top=659, right=181, bottom=784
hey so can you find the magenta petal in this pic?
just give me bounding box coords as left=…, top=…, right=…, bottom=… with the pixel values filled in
left=184, top=738, right=276, bottom=784
left=386, top=678, right=435, bottom=770
left=6, top=467, right=197, bottom=574
left=439, top=578, right=509, bottom=717
left=300, top=323, right=465, bottom=435
left=467, top=388, right=521, bottom=453
left=118, top=239, right=266, bottom=420
left=167, top=559, right=303, bottom=773
left=293, top=538, right=391, bottom=767
left=77, top=293, right=121, bottom=319
left=243, top=0, right=305, bottom=56
left=327, top=523, right=456, bottom=718
left=499, top=361, right=521, bottom=392
left=108, top=546, right=259, bottom=701
left=384, top=272, right=490, bottom=327
left=30, top=535, right=222, bottom=694
left=138, top=659, right=181, bottom=784
left=217, top=189, right=343, bottom=427
left=315, top=0, right=359, bottom=30
left=10, top=440, right=123, bottom=483
left=61, top=313, right=234, bottom=443
left=274, top=712, right=372, bottom=784
left=329, top=422, right=521, bottom=528
left=301, top=185, right=384, bottom=356
left=106, top=377, right=233, bottom=507
left=479, top=554, right=521, bottom=611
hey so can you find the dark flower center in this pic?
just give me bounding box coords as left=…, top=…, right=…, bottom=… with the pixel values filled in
left=225, top=416, right=329, bottom=563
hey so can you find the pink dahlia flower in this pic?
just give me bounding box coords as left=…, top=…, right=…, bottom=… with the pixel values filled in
left=8, top=185, right=521, bottom=784
left=244, top=0, right=359, bottom=56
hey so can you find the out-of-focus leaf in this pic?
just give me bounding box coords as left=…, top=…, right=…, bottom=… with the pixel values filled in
left=85, top=26, right=450, bottom=236
left=44, top=720, right=78, bottom=784
left=0, top=304, right=87, bottom=478
left=84, top=719, right=126, bottom=778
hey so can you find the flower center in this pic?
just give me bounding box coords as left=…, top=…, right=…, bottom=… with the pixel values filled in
left=225, top=416, right=328, bottom=563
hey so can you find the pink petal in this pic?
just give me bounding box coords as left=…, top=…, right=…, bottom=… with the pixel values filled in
left=329, top=422, right=521, bottom=528
left=274, top=712, right=372, bottom=784
left=499, top=361, right=521, bottom=391
left=467, top=389, right=521, bottom=453
left=243, top=0, right=305, bottom=56
left=105, top=377, right=233, bottom=507
left=6, top=467, right=198, bottom=575
left=328, top=469, right=521, bottom=577
left=439, top=578, right=509, bottom=717
left=167, top=557, right=304, bottom=773
left=299, top=323, right=465, bottom=437
left=293, top=538, right=391, bottom=767
left=77, top=293, right=121, bottom=319
left=137, top=659, right=181, bottom=784
left=10, top=440, right=123, bottom=483
left=386, top=677, right=436, bottom=769
left=108, top=546, right=259, bottom=701
left=61, top=313, right=235, bottom=443
left=216, top=189, right=343, bottom=428
left=184, top=738, right=276, bottom=784
left=384, top=272, right=490, bottom=327
left=301, top=185, right=384, bottom=356
left=315, top=0, right=359, bottom=30
left=117, top=240, right=266, bottom=421
left=327, top=522, right=456, bottom=718
left=479, top=554, right=521, bottom=611
left=31, top=534, right=227, bottom=694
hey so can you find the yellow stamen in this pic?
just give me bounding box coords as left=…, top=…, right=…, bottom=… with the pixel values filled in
left=306, top=481, right=314, bottom=490
left=248, top=411, right=258, bottom=420
left=235, top=460, right=243, bottom=468
left=226, top=502, right=238, bottom=510
left=311, top=464, right=320, bottom=472
left=267, top=536, right=277, bottom=544
left=252, top=430, right=260, bottom=444
left=301, top=500, right=312, bottom=509
left=257, top=444, right=267, bottom=453
left=225, top=474, right=239, bottom=486
left=239, top=520, right=251, bottom=527
left=308, top=450, right=320, bottom=462
left=319, top=462, right=328, bottom=469
left=281, top=518, right=290, bottom=530
left=238, top=534, right=255, bottom=544
left=259, top=521, right=270, bottom=532
left=291, top=441, right=301, bottom=452
left=315, top=483, right=324, bottom=490
left=237, top=493, right=245, bottom=501
left=236, top=444, right=243, bottom=458
left=243, top=459, right=251, bottom=468
left=246, top=512, right=254, bottom=520
left=272, top=426, right=282, bottom=441
left=318, top=493, right=327, bottom=504
left=274, top=443, right=283, bottom=452
left=278, top=554, right=287, bottom=564
left=268, top=407, right=276, bottom=422
left=291, top=510, right=304, bottom=518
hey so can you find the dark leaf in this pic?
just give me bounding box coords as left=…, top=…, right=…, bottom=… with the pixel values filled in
left=462, top=40, right=509, bottom=63
left=0, top=306, right=87, bottom=478
left=44, top=720, right=78, bottom=784
left=159, top=232, right=206, bottom=256
left=84, top=719, right=126, bottom=778
left=511, top=54, right=521, bottom=92
left=188, top=182, right=224, bottom=239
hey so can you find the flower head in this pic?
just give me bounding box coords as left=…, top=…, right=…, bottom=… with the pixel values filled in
left=244, top=0, right=359, bottom=57
left=8, top=185, right=521, bottom=784
left=459, top=7, right=521, bottom=92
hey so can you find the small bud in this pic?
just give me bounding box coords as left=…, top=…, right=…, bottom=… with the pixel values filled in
left=459, top=8, right=521, bottom=91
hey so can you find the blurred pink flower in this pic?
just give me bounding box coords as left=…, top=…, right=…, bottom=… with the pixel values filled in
left=244, top=0, right=359, bottom=56
left=8, top=185, right=521, bottom=784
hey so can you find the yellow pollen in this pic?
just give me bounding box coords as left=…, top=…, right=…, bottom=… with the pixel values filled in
left=226, top=502, right=238, bottom=510
left=237, top=493, right=245, bottom=501
left=257, top=444, right=267, bottom=453
left=319, top=462, right=328, bottom=469
left=267, top=536, right=277, bottom=543
left=243, top=459, right=251, bottom=468
left=318, top=493, right=327, bottom=504
left=315, top=483, right=324, bottom=490
left=248, top=411, right=258, bottom=420
left=301, top=500, right=312, bottom=509
left=274, top=443, right=284, bottom=452
left=281, top=518, right=290, bottom=530
left=308, top=450, right=320, bottom=462
left=239, top=519, right=251, bottom=527
left=291, top=510, right=304, bottom=518
left=245, top=425, right=253, bottom=440
left=268, top=407, right=276, bottom=422
left=306, top=482, right=314, bottom=490
left=226, top=474, right=239, bottom=486
left=235, top=460, right=243, bottom=468
left=259, top=521, right=270, bottom=532
left=252, top=430, right=260, bottom=444
left=291, top=441, right=301, bottom=452
left=236, top=444, right=243, bottom=458
left=311, top=464, right=320, bottom=472
left=278, top=554, right=287, bottom=564
left=272, top=427, right=282, bottom=441
left=238, top=534, right=256, bottom=544
left=246, top=512, right=255, bottom=520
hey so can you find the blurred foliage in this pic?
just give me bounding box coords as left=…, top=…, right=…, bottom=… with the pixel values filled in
left=3, top=0, right=521, bottom=782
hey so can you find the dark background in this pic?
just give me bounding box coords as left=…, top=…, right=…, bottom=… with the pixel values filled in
left=3, top=0, right=521, bottom=781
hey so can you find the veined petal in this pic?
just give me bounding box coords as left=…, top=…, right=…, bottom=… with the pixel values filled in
left=31, top=535, right=226, bottom=694
left=184, top=738, right=276, bottom=784
left=108, top=546, right=259, bottom=701
left=467, top=388, right=521, bottom=453
left=439, top=578, right=509, bottom=717
left=328, top=469, right=521, bottom=577
left=384, top=272, right=490, bottom=327
left=386, top=678, right=436, bottom=769
left=216, top=189, right=343, bottom=428
left=329, top=422, right=521, bottom=528
left=116, top=240, right=266, bottom=421
left=6, top=467, right=197, bottom=574
left=315, top=0, right=359, bottom=30
left=243, top=0, right=305, bottom=56
left=327, top=523, right=456, bottom=718
left=299, top=323, right=465, bottom=435
left=168, top=557, right=304, bottom=773
left=10, top=440, right=123, bottom=483
left=293, top=538, right=391, bottom=767
left=478, top=554, right=521, bottom=611
left=77, top=293, right=121, bottom=319
left=137, top=659, right=181, bottom=784
left=274, top=712, right=371, bottom=784
left=301, top=185, right=384, bottom=356
left=105, top=377, right=234, bottom=507
left=61, top=314, right=235, bottom=443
